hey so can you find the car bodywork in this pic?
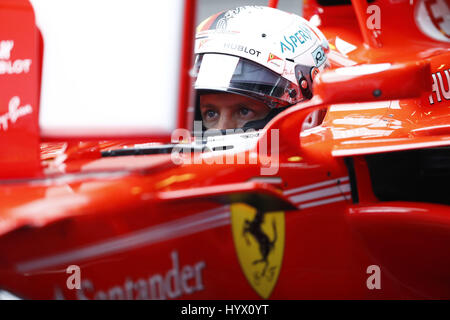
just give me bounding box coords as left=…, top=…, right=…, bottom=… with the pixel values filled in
left=0, top=0, right=449, bottom=299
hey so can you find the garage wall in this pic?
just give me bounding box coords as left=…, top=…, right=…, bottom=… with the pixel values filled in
left=196, top=0, right=303, bottom=24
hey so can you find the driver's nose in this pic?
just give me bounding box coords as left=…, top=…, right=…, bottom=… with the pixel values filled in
left=215, top=111, right=236, bottom=130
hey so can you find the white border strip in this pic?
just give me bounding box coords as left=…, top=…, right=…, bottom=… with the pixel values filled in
left=289, top=183, right=350, bottom=204
left=329, top=104, right=390, bottom=112
left=299, top=194, right=351, bottom=209
left=283, top=176, right=349, bottom=196
left=16, top=206, right=230, bottom=273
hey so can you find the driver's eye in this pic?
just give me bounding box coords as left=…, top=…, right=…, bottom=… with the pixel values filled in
left=205, top=110, right=218, bottom=119
left=239, top=107, right=253, bottom=117
left=240, top=108, right=249, bottom=116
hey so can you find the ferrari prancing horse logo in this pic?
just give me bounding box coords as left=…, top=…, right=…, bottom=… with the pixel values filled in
left=231, top=203, right=285, bottom=299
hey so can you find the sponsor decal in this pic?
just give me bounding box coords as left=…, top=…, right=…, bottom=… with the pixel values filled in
left=416, top=0, right=450, bottom=42
left=223, top=43, right=261, bottom=58
left=226, top=5, right=264, bottom=17
left=281, top=67, right=295, bottom=78
left=267, top=53, right=283, bottom=69
left=0, top=96, right=33, bottom=131
left=280, top=26, right=313, bottom=53
left=55, top=251, right=206, bottom=300
left=312, top=46, right=326, bottom=67
left=267, top=53, right=282, bottom=63
left=197, top=39, right=211, bottom=50
left=0, top=40, right=32, bottom=75
left=211, top=6, right=264, bottom=31
left=0, top=40, right=13, bottom=59
left=215, top=15, right=228, bottom=30
left=429, top=68, right=450, bottom=104
left=231, top=203, right=285, bottom=299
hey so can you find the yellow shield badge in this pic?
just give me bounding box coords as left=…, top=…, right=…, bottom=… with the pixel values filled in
left=231, top=203, right=285, bottom=299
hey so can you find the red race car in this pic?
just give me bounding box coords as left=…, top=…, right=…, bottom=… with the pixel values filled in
left=0, top=0, right=449, bottom=300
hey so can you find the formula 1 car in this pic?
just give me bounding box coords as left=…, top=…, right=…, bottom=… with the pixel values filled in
left=0, top=0, right=449, bottom=300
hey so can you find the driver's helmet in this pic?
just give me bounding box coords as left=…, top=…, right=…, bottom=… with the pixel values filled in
left=193, top=6, right=329, bottom=130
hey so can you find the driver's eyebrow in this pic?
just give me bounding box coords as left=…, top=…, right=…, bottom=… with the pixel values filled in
left=200, top=103, right=218, bottom=110
left=235, top=103, right=251, bottom=109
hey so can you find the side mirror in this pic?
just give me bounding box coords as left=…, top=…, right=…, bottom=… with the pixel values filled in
left=260, top=60, right=432, bottom=155
left=313, top=61, right=432, bottom=104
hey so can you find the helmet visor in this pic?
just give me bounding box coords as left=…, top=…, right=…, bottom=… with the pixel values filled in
left=193, top=53, right=299, bottom=108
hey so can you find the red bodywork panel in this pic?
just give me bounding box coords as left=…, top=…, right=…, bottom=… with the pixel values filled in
left=0, top=0, right=450, bottom=299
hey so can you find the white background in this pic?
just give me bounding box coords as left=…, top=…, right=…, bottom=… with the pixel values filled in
left=32, top=0, right=184, bottom=137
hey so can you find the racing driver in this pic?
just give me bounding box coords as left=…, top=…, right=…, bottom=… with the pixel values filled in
left=193, top=5, right=330, bottom=131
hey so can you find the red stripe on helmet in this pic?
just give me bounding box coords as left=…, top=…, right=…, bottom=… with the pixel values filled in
left=199, top=11, right=224, bottom=32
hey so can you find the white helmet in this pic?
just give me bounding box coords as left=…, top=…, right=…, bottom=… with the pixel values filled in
left=193, top=6, right=329, bottom=129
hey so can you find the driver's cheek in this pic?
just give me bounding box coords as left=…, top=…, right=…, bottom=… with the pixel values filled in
left=235, top=116, right=250, bottom=129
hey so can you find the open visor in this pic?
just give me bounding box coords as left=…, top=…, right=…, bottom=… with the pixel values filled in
left=194, top=53, right=301, bottom=108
